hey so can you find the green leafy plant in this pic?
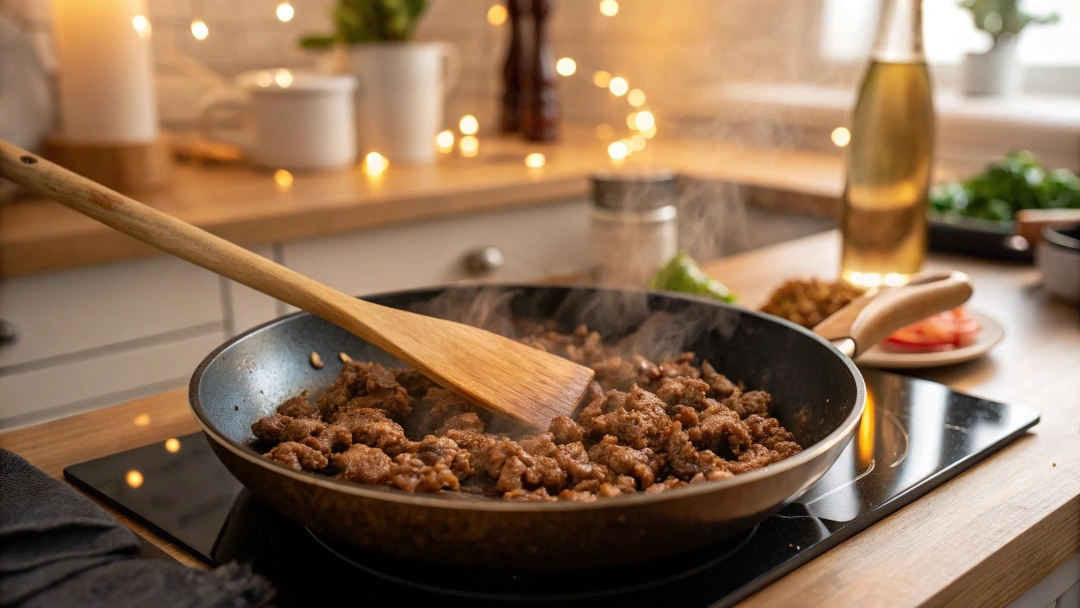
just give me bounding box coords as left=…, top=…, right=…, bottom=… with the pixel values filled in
left=930, top=151, right=1080, bottom=223
left=958, top=0, right=1059, bottom=48
left=300, top=0, right=432, bottom=49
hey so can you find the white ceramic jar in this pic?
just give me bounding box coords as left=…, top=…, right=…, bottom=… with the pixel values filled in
left=200, top=70, right=358, bottom=171
left=588, top=170, right=679, bottom=288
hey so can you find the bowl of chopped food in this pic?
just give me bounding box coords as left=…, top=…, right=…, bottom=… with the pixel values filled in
left=189, top=277, right=970, bottom=570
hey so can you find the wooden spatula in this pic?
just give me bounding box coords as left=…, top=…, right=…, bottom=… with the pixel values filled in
left=0, top=140, right=594, bottom=431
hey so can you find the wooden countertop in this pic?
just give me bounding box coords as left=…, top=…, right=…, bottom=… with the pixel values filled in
left=3, top=231, right=1078, bottom=605
left=0, top=127, right=847, bottom=279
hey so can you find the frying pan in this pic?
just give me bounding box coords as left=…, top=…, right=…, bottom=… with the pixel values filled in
left=190, top=280, right=969, bottom=570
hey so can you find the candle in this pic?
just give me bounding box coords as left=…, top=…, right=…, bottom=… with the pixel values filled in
left=51, top=0, right=158, bottom=143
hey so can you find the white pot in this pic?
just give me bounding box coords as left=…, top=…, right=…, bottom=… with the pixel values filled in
left=962, top=41, right=1023, bottom=97
left=199, top=70, right=358, bottom=171
left=347, top=42, right=460, bottom=164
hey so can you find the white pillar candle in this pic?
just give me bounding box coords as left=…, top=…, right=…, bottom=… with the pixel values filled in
left=51, top=0, right=158, bottom=143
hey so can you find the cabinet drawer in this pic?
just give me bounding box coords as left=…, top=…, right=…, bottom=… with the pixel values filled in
left=0, top=256, right=224, bottom=368
left=281, top=200, right=591, bottom=300
left=0, top=330, right=225, bottom=429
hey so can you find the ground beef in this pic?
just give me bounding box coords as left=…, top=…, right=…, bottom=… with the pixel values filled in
left=252, top=323, right=802, bottom=501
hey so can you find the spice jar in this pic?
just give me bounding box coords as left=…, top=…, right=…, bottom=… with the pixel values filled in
left=588, top=170, right=679, bottom=287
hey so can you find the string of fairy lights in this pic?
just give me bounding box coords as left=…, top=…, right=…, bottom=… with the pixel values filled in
left=128, top=0, right=661, bottom=180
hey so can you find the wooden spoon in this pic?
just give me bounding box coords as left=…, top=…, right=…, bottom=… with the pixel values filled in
left=0, top=140, right=593, bottom=431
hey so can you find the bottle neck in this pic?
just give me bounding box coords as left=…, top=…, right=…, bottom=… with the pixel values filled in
left=872, top=0, right=924, bottom=63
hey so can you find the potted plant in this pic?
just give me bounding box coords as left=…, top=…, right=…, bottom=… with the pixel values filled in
left=301, top=0, right=459, bottom=164
left=959, top=0, right=1059, bottom=96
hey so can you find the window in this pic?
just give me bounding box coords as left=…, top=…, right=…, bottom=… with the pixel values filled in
left=821, top=0, right=1080, bottom=66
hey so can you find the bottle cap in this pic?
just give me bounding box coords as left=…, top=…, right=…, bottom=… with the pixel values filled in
left=591, top=169, right=677, bottom=211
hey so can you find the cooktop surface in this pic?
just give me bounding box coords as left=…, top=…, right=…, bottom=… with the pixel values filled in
left=66, top=370, right=1038, bottom=607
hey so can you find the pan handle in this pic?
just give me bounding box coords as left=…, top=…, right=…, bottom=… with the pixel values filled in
left=813, top=271, right=974, bottom=358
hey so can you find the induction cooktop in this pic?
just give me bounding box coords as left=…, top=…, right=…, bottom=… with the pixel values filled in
left=66, top=369, right=1038, bottom=607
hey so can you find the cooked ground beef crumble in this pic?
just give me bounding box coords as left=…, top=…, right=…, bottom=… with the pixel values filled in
left=251, top=321, right=802, bottom=501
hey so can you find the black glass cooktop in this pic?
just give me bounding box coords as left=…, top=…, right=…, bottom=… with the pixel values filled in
left=66, top=370, right=1038, bottom=607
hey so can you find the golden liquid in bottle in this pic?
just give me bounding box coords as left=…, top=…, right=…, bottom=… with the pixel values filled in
left=841, top=60, right=934, bottom=288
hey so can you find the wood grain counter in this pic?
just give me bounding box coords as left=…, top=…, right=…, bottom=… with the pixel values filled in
left=3, top=231, right=1078, bottom=605
left=0, top=127, right=847, bottom=279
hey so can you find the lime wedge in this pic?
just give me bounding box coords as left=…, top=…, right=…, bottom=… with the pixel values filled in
left=649, top=252, right=737, bottom=303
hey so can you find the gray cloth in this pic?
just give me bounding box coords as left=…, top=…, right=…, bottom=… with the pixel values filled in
left=0, top=448, right=274, bottom=607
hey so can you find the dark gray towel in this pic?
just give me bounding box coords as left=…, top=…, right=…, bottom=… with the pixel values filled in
left=0, top=448, right=274, bottom=607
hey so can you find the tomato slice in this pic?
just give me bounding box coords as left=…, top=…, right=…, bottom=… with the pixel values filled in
left=881, top=308, right=981, bottom=353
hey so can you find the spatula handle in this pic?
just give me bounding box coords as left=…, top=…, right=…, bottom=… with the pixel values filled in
left=0, top=139, right=366, bottom=331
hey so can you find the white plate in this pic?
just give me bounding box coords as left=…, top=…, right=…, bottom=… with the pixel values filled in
left=856, top=309, right=1004, bottom=370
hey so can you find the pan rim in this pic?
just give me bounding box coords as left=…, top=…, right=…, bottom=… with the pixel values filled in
left=189, top=284, right=866, bottom=513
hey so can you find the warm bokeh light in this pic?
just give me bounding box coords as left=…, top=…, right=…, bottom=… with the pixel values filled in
left=460, top=135, right=479, bottom=158
left=630, top=134, right=646, bottom=151
left=132, top=15, right=150, bottom=38
left=274, top=69, right=293, bottom=88
left=642, top=125, right=657, bottom=139
left=436, top=130, right=455, bottom=153
left=634, top=110, right=655, bottom=131
left=524, top=152, right=546, bottom=168
left=627, top=89, right=646, bottom=108
left=883, top=272, right=906, bottom=287
left=626, top=113, right=638, bottom=129
left=555, top=57, right=577, bottom=77
left=276, top=2, right=294, bottom=21
left=858, top=390, right=875, bottom=469
left=459, top=114, right=479, bottom=135
left=592, top=71, right=612, bottom=88
left=274, top=169, right=293, bottom=190
left=620, top=139, right=633, bottom=155
left=256, top=71, right=273, bottom=87
left=607, top=140, right=628, bottom=161
left=831, top=126, right=851, bottom=147
left=191, top=19, right=208, bottom=40
left=134, top=413, right=150, bottom=427
left=364, top=152, right=388, bottom=176
left=487, top=4, right=508, bottom=25
left=596, top=123, right=614, bottom=140
left=608, top=77, right=628, bottom=96
left=126, top=470, right=144, bottom=488
left=599, top=0, right=619, bottom=17
left=165, top=438, right=181, bottom=453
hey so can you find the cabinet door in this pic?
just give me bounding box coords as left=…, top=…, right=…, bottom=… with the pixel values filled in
left=281, top=200, right=590, bottom=302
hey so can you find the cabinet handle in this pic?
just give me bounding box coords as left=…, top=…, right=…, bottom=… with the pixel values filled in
left=0, top=320, right=17, bottom=347
left=463, top=247, right=505, bottom=277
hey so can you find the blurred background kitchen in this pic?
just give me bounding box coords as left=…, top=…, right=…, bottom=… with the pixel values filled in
left=0, top=0, right=1077, bottom=429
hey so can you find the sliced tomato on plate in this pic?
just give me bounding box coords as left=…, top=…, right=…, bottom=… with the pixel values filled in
left=881, top=307, right=982, bottom=353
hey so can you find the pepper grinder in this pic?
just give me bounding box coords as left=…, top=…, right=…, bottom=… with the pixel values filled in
left=520, top=0, right=560, bottom=141
left=499, top=0, right=527, bottom=133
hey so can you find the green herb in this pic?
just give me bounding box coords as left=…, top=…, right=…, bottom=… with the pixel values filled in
left=649, top=252, right=737, bottom=303
left=958, top=0, right=1059, bottom=49
left=930, top=151, right=1080, bottom=223
left=300, top=0, right=432, bottom=49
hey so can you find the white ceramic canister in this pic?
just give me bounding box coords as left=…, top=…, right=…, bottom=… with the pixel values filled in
left=200, top=70, right=357, bottom=170
left=588, top=170, right=679, bottom=288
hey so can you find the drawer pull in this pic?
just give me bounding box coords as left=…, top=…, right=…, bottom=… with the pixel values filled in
left=0, top=320, right=18, bottom=347
left=463, top=247, right=505, bottom=277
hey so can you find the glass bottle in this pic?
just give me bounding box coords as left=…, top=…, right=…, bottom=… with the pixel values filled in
left=840, top=0, right=934, bottom=288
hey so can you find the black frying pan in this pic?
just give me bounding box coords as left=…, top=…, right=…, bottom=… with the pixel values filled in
left=190, top=280, right=969, bottom=570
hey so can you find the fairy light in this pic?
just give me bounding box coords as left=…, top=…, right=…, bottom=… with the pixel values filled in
left=256, top=71, right=273, bottom=87
left=132, top=14, right=151, bottom=39
left=191, top=19, right=208, bottom=40
left=634, top=110, right=655, bottom=131
left=126, top=470, right=144, bottom=488
left=630, top=134, right=646, bottom=151
left=276, top=2, right=294, bottom=21
left=593, top=71, right=612, bottom=88
left=487, top=4, right=508, bottom=25
left=436, top=130, right=455, bottom=153
left=642, top=125, right=657, bottom=139
left=364, top=152, right=388, bottom=176
left=274, top=169, right=293, bottom=190
left=134, top=413, right=150, bottom=427
left=596, top=124, right=614, bottom=140
left=460, top=135, right=479, bottom=158
left=608, top=77, right=628, bottom=96
left=524, top=152, right=546, bottom=168
left=607, top=140, right=628, bottom=161
left=555, top=57, right=577, bottom=77
left=627, top=89, right=646, bottom=107
left=831, top=126, right=851, bottom=147
left=165, top=438, right=181, bottom=453
left=599, top=0, right=619, bottom=17
left=459, top=114, right=479, bottom=135
left=274, top=69, right=293, bottom=88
